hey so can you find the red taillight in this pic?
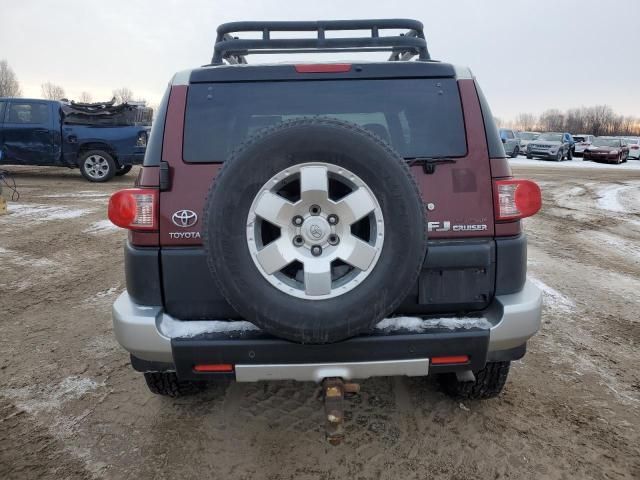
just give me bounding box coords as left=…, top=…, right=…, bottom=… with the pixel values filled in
left=431, top=355, right=470, bottom=365
left=108, top=188, right=158, bottom=230
left=294, top=63, right=351, bottom=73
left=193, top=364, right=234, bottom=373
left=494, top=179, right=541, bottom=221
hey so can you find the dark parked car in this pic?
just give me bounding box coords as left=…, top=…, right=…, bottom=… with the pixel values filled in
left=583, top=137, right=629, bottom=164
left=108, top=19, right=543, bottom=442
left=526, top=132, right=574, bottom=161
left=0, top=98, right=150, bottom=181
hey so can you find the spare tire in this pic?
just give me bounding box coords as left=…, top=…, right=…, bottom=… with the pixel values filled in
left=204, top=118, right=427, bottom=343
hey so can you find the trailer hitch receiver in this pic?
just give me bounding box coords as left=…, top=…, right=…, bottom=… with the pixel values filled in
left=322, top=377, right=360, bottom=445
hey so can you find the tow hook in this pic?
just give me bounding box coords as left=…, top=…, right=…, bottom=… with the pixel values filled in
left=321, top=377, right=360, bottom=445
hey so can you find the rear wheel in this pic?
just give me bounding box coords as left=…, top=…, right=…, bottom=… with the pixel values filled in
left=526, top=154, right=533, bottom=159
left=510, top=146, right=519, bottom=158
left=144, top=372, right=207, bottom=397
left=79, top=150, right=116, bottom=182
left=115, top=164, right=133, bottom=176
left=439, top=361, right=511, bottom=400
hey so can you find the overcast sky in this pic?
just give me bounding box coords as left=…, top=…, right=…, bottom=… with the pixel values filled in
left=1, top=0, right=638, bottom=119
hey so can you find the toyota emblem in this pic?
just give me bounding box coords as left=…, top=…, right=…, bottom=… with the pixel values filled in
left=309, top=224, right=323, bottom=239
left=172, top=210, right=198, bottom=228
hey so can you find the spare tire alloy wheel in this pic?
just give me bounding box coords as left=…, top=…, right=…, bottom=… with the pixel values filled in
left=247, top=163, right=384, bottom=299
left=204, top=118, right=427, bottom=344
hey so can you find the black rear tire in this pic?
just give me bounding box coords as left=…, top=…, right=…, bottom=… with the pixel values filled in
left=510, top=146, right=519, bottom=158
left=203, top=118, right=427, bottom=344
left=115, top=164, right=133, bottom=176
left=144, top=372, right=207, bottom=397
left=526, top=154, right=533, bottom=159
left=438, top=361, right=511, bottom=400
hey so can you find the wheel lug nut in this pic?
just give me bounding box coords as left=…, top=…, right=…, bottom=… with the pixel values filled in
left=309, top=205, right=321, bottom=215
left=293, top=235, right=304, bottom=247
left=327, top=214, right=339, bottom=225
left=311, top=245, right=322, bottom=256
left=292, top=215, right=304, bottom=226
left=328, top=234, right=340, bottom=246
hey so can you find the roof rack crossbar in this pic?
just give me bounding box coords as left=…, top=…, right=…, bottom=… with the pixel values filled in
left=211, top=19, right=430, bottom=64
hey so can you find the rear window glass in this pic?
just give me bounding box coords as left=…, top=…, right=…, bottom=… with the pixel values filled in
left=573, top=136, right=585, bottom=142
left=183, top=78, right=467, bottom=162
left=0, top=101, right=5, bottom=122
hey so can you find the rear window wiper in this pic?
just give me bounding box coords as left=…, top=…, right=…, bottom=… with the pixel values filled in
left=404, top=156, right=457, bottom=174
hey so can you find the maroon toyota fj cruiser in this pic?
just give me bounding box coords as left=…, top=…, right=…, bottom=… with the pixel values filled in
left=109, top=19, right=542, bottom=443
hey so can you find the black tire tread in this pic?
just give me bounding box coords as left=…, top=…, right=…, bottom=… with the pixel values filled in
left=439, top=361, right=510, bottom=400
left=144, top=372, right=207, bottom=397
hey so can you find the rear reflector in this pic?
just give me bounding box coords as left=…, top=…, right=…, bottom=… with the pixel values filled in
left=193, top=364, right=234, bottom=373
left=431, top=355, right=470, bottom=365
left=494, top=179, right=541, bottom=221
left=108, top=188, right=158, bottom=230
left=295, top=63, right=351, bottom=73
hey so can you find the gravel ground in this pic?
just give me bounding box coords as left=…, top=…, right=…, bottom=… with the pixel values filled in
left=0, top=164, right=639, bottom=480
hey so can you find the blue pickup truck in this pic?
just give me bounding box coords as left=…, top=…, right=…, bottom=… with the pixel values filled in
left=0, top=98, right=150, bottom=182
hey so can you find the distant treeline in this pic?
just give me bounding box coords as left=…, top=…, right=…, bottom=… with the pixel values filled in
left=496, top=106, right=640, bottom=136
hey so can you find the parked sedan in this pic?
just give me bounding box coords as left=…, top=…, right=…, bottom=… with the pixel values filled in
left=526, top=132, right=574, bottom=161
left=572, top=134, right=595, bottom=157
left=623, top=138, right=640, bottom=159
left=583, top=137, right=629, bottom=164
left=517, top=131, right=540, bottom=155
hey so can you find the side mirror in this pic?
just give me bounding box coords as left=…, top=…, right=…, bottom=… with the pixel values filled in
left=501, top=138, right=506, bottom=144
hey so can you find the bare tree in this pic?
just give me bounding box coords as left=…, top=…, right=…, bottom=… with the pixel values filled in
left=41, top=82, right=66, bottom=100
left=112, top=87, right=134, bottom=104
left=538, top=109, right=565, bottom=132
left=0, top=59, right=22, bottom=97
left=510, top=105, right=639, bottom=136
left=514, top=113, right=537, bottom=131
left=78, top=91, right=93, bottom=103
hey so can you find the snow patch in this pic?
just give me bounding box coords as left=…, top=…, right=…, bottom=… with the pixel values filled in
left=83, top=220, right=119, bottom=235
left=509, top=157, right=640, bottom=170
left=39, top=191, right=108, bottom=199
left=586, top=231, right=640, bottom=262
left=375, top=316, right=491, bottom=332
left=3, top=203, right=93, bottom=223
left=596, top=184, right=638, bottom=214
left=0, top=246, right=57, bottom=268
left=528, top=276, right=575, bottom=313
left=159, top=315, right=492, bottom=338
left=2, top=376, right=102, bottom=414
left=160, top=316, right=261, bottom=338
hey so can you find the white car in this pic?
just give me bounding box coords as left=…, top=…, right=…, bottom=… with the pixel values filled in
left=573, top=134, right=595, bottom=156
left=624, top=138, right=640, bottom=159
left=517, top=131, right=540, bottom=155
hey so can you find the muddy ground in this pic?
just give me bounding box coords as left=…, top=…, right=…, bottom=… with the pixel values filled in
left=0, top=163, right=638, bottom=479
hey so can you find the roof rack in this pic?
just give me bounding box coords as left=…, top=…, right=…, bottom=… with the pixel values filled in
left=211, top=19, right=430, bottom=65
